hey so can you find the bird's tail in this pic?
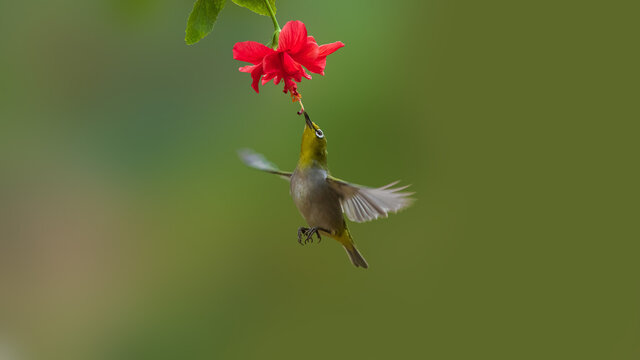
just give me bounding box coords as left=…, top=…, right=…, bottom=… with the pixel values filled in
left=343, top=244, right=369, bottom=268
left=340, top=230, right=368, bottom=269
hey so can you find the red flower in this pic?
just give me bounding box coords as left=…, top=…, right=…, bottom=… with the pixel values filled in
left=233, top=21, right=345, bottom=97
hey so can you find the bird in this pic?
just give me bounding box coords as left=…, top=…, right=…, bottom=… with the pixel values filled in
left=238, top=112, right=413, bottom=268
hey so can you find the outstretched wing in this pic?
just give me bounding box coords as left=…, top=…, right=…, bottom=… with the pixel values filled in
left=238, top=149, right=292, bottom=180
left=327, top=177, right=414, bottom=223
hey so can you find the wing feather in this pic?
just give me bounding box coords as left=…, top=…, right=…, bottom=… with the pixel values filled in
left=327, top=176, right=414, bottom=223
left=238, top=149, right=292, bottom=180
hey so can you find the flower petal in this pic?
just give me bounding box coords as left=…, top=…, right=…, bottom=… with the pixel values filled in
left=263, top=53, right=283, bottom=74
left=249, top=65, right=265, bottom=93
left=293, top=39, right=342, bottom=75
left=290, top=37, right=319, bottom=63
left=278, top=21, right=307, bottom=53
left=303, top=56, right=327, bottom=75
left=233, top=41, right=274, bottom=64
left=261, top=72, right=276, bottom=85
left=318, top=41, right=345, bottom=57
left=238, top=64, right=265, bottom=93
left=301, top=68, right=312, bottom=80
left=283, top=77, right=297, bottom=94
left=282, top=52, right=303, bottom=75
left=238, top=64, right=264, bottom=92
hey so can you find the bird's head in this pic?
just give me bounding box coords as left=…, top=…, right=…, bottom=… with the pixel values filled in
left=299, top=112, right=327, bottom=167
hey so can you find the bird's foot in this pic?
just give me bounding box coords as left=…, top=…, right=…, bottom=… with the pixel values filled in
left=297, top=227, right=324, bottom=245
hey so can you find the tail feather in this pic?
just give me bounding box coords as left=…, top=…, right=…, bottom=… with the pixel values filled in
left=343, top=244, right=369, bottom=269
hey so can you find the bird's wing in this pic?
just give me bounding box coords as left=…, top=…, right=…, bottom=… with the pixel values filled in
left=238, top=149, right=292, bottom=180
left=327, top=176, right=414, bottom=223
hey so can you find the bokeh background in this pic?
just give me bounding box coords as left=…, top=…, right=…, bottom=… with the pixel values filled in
left=0, top=0, right=637, bottom=359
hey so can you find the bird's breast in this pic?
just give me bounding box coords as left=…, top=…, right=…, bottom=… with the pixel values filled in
left=291, top=168, right=326, bottom=198
left=290, top=167, right=344, bottom=232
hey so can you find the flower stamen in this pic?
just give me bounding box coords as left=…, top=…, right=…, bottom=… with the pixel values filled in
left=297, top=99, right=305, bottom=115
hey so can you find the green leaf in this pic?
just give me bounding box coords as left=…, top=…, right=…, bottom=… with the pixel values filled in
left=231, top=0, right=276, bottom=16
left=185, top=0, right=226, bottom=45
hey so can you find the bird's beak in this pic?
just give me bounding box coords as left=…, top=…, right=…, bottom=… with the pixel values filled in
left=304, top=112, right=316, bottom=131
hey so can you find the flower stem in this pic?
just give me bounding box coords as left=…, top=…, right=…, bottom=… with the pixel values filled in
left=263, top=0, right=280, bottom=48
left=263, top=0, right=280, bottom=31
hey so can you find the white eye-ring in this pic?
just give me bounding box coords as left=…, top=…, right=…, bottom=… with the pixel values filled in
left=315, top=129, right=324, bottom=138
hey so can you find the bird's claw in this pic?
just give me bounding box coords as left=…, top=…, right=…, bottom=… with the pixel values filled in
left=297, top=227, right=306, bottom=245
left=305, top=227, right=322, bottom=244
left=297, top=227, right=322, bottom=245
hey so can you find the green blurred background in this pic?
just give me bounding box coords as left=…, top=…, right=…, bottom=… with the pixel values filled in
left=0, top=0, right=637, bottom=359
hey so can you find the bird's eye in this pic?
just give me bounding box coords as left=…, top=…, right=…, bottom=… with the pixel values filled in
left=315, top=129, right=324, bottom=138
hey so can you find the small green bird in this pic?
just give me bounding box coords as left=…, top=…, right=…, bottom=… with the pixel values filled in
left=239, top=112, right=413, bottom=268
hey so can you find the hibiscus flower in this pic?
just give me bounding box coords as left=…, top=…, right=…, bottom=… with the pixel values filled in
left=233, top=20, right=344, bottom=98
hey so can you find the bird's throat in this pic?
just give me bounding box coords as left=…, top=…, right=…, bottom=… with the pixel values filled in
left=298, top=147, right=328, bottom=169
